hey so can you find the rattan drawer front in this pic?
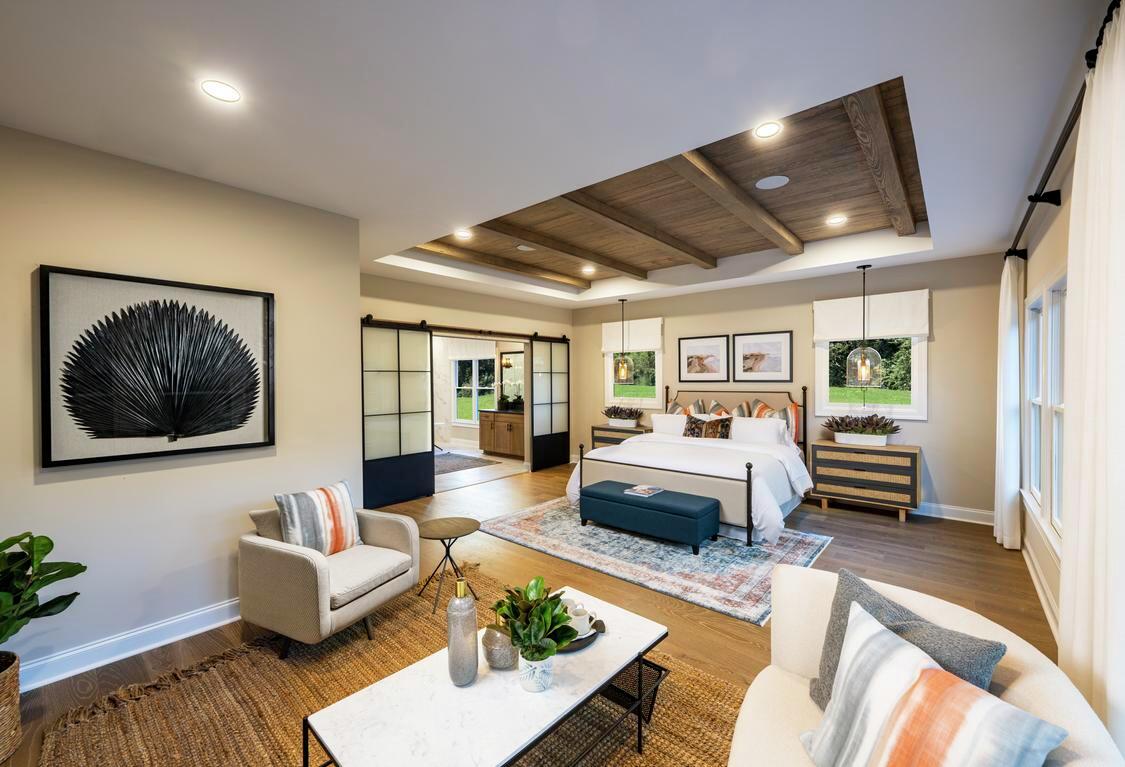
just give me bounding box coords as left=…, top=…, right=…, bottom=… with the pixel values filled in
left=815, top=482, right=912, bottom=505
left=816, top=466, right=912, bottom=486
left=817, top=449, right=912, bottom=467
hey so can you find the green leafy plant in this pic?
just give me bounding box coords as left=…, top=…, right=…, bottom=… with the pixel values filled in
left=1, top=533, right=87, bottom=645
left=822, top=414, right=901, bottom=436
left=602, top=405, right=644, bottom=421
left=494, top=577, right=578, bottom=661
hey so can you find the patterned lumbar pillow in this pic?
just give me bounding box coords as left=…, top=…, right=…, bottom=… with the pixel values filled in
left=750, top=398, right=799, bottom=443
left=682, top=414, right=708, bottom=438
left=275, top=480, right=362, bottom=556
left=703, top=416, right=732, bottom=439
left=802, top=602, right=1066, bottom=766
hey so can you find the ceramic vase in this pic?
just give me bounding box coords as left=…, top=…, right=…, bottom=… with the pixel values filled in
left=482, top=626, right=518, bottom=670
left=833, top=432, right=888, bottom=446
left=607, top=418, right=638, bottom=428
left=518, top=655, right=554, bottom=692
left=446, top=579, right=478, bottom=687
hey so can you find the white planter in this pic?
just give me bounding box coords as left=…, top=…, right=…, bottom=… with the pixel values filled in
left=518, top=656, right=554, bottom=692
left=834, top=432, right=889, bottom=446
left=607, top=418, right=638, bottom=428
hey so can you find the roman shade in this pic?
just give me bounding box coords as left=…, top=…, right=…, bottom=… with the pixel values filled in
left=812, top=289, right=930, bottom=342
left=601, top=317, right=663, bottom=353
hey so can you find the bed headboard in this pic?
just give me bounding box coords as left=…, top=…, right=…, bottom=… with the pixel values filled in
left=664, top=385, right=810, bottom=463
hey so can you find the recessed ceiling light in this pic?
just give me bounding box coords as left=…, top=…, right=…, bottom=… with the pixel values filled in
left=755, top=175, right=790, bottom=190
left=200, top=80, right=241, bottom=103
left=581, top=265, right=596, bottom=275
left=453, top=229, right=472, bottom=240
left=753, top=121, right=782, bottom=139
left=515, top=244, right=536, bottom=252
left=826, top=213, right=848, bottom=226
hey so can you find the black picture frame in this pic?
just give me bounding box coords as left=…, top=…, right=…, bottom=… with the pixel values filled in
left=677, top=334, right=730, bottom=382
left=731, top=330, right=793, bottom=383
left=39, top=265, right=276, bottom=468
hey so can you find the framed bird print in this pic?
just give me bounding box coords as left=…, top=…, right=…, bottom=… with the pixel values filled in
left=39, top=266, right=275, bottom=467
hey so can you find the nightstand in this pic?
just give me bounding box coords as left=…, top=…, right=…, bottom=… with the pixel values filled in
left=810, top=440, right=921, bottom=522
left=590, top=423, right=652, bottom=448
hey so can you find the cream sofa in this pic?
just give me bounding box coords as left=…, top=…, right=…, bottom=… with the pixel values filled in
left=730, top=565, right=1124, bottom=766
left=238, top=508, right=419, bottom=657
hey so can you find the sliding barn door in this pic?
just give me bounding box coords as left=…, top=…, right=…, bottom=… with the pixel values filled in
left=530, top=338, right=569, bottom=471
left=361, top=320, right=434, bottom=507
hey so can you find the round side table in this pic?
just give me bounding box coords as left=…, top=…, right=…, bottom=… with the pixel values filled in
left=417, top=517, right=480, bottom=614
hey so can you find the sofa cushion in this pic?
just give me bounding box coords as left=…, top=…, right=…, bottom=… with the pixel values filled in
left=275, top=480, right=362, bottom=557
left=327, top=545, right=412, bottom=609
left=809, top=569, right=1006, bottom=709
left=729, top=666, right=820, bottom=766
left=249, top=508, right=283, bottom=541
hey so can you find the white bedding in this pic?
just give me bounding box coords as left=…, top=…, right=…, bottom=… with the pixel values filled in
left=566, top=433, right=813, bottom=544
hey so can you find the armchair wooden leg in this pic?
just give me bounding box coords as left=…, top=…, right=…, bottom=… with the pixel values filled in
left=278, top=635, right=292, bottom=660
left=364, top=615, right=375, bottom=641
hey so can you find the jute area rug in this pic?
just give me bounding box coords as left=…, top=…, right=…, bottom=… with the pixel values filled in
left=41, top=570, right=744, bottom=766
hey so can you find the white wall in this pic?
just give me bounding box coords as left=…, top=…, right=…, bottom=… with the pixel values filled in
left=0, top=127, right=360, bottom=688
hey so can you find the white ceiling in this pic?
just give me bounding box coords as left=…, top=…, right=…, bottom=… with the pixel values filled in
left=0, top=1, right=1101, bottom=307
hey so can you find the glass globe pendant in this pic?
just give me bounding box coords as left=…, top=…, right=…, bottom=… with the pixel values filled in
left=845, top=265, right=884, bottom=388
left=613, top=298, right=634, bottom=385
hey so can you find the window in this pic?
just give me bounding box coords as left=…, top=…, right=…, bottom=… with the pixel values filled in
left=1024, top=274, right=1066, bottom=536
left=604, top=351, right=663, bottom=409
left=1026, top=300, right=1043, bottom=500
left=814, top=337, right=928, bottom=420
left=452, top=357, right=495, bottom=424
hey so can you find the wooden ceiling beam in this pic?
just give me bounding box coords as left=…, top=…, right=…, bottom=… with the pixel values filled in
left=477, top=220, right=649, bottom=280
left=414, top=242, right=590, bottom=290
left=555, top=191, right=718, bottom=269
left=842, top=86, right=916, bottom=236
left=664, top=151, right=804, bottom=256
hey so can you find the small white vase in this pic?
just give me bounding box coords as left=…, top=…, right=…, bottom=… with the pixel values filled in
left=834, top=432, right=888, bottom=446
left=518, top=656, right=554, bottom=692
left=607, top=418, right=638, bottom=428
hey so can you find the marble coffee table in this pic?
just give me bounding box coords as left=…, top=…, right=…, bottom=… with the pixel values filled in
left=301, top=588, right=669, bottom=766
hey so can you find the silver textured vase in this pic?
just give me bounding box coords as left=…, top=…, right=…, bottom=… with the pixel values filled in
left=482, top=626, right=518, bottom=670
left=446, top=579, right=478, bottom=687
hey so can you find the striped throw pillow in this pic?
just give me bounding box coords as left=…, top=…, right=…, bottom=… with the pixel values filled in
left=707, top=399, right=731, bottom=417
left=666, top=400, right=686, bottom=415
left=750, top=399, right=799, bottom=444
left=730, top=400, right=754, bottom=418
left=275, top=480, right=362, bottom=556
left=802, top=603, right=1066, bottom=767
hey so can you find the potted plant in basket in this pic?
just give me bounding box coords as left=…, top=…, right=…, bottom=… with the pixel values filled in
left=496, top=577, right=578, bottom=692
left=822, top=414, right=901, bottom=446
left=602, top=405, right=644, bottom=429
left=0, top=533, right=86, bottom=759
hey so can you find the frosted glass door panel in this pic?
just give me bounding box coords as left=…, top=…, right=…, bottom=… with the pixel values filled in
left=363, top=372, right=398, bottom=416
left=399, top=330, right=431, bottom=372
left=363, top=327, right=398, bottom=371
left=552, top=403, right=568, bottom=433
left=552, top=373, right=568, bottom=403
left=364, top=415, right=400, bottom=460
left=399, top=372, right=431, bottom=413
left=400, top=412, right=431, bottom=455
left=551, top=342, right=568, bottom=373
left=532, top=373, right=551, bottom=404
left=533, top=404, right=551, bottom=437
left=532, top=341, right=551, bottom=372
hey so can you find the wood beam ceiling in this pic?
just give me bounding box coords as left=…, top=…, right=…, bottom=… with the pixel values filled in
left=476, top=220, right=649, bottom=280
left=664, top=150, right=804, bottom=256
left=414, top=241, right=590, bottom=290
left=842, top=86, right=916, bottom=236
left=555, top=191, right=717, bottom=269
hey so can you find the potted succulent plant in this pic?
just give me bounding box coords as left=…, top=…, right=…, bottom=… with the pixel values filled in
left=602, top=405, right=644, bottom=429
left=497, top=577, right=577, bottom=692
left=822, top=414, right=901, bottom=446
left=0, top=533, right=86, bottom=760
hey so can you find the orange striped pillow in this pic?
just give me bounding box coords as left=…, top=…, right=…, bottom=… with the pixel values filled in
left=275, top=480, right=362, bottom=556
left=751, top=399, right=800, bottom=444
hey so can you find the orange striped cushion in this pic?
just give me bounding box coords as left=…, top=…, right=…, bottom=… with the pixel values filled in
left=750, top=399, right=799, bottom=444
left=275, top=480, right=362, bottom=556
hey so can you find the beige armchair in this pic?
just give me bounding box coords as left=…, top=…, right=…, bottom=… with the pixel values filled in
left=238, top=508, right=419, bottom=657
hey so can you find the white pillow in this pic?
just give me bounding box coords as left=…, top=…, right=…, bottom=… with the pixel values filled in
left=650, top=413, right=687, bottom=435
left=730, top=416, right=787, bottom=445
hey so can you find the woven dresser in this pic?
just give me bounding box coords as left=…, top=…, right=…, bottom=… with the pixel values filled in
left=809, top=440, right=921, bottom=522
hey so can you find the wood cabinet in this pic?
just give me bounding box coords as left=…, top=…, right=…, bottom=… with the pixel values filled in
left=810, top=440, right=921, bottom=522
left=479, top=411, right=525, bottom=459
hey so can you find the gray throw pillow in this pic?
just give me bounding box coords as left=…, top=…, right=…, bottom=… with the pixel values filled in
left=809, top=569, right=1007, bottom=710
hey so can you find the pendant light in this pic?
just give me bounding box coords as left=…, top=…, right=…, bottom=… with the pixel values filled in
left=613, top=298, right=634, bottom=385
left=845, top=265, right=884, bottom=388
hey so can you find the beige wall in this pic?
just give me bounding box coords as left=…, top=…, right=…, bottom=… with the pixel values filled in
left=571, top=253, right=1003, bottom=514
left=0, top=128, right=360, bottom=679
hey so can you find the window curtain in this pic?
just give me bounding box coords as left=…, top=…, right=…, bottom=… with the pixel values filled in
left=993, top=256, right=1024, bottom=550
left=812, top=289, right=930, bottom=341
left=600, top=317, right=663, bottom=353
left=1058, top=7, right=1125, bottom=748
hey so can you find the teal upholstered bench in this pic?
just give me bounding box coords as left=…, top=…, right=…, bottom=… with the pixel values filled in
left=579, top=480, right=721, bottom=555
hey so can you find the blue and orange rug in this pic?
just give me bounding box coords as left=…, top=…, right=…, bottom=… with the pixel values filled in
left=481, top=497, right=831, bottom=626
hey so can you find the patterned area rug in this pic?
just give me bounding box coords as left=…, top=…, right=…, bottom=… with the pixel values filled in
left=40, top=570, right=744, bottom=767
left=482, top=497, right=831, bottom=626
left=434, top=451, right=500, bottom=474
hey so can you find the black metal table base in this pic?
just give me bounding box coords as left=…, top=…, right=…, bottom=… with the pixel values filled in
left=416, top=536, right=477, bottom=614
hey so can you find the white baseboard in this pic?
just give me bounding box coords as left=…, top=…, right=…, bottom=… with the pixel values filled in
left=1022, top=546, right=1060, bottom=642
left=914, top=502, right=993, bottom=525
left=18, top=598, right=241, bottom=692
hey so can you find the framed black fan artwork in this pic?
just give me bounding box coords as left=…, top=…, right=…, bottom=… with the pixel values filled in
left=38, top=266, right=275, bottom=467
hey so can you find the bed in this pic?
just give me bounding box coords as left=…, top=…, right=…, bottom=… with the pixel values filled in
left=566, top=387, right=813, bottom=545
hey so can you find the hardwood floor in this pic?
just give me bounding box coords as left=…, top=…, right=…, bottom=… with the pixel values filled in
left=6, top=465, right=1053, bottom=766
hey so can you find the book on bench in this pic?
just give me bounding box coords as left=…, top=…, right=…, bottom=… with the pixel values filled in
left=624, top=485, right=664, bottom=497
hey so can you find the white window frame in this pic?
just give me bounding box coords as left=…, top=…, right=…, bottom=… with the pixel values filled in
left=603, top=350, right=663, bottom=410
left=451, top=358, right=495, bottom=427
left=813, top=337, right=928, bottom=420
